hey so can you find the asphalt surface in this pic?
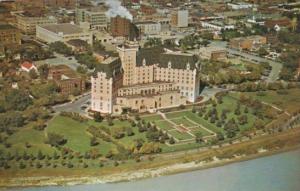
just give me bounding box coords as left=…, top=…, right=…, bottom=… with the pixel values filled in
left=53, top=93, right=91, bottom=114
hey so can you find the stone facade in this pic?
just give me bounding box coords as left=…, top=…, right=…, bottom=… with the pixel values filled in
left=91, top=41, right=201, bottom=114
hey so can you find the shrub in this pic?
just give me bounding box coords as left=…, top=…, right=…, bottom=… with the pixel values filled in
left=114, top=161, right=119, bottom=166
left=36, top=162, right=42, bottom=168
left=169, top=137, right=175, bottom=144
left=90, top=137, right=99, bottom=146
left=192, top=107, right=196, bottom=113
left=67, top=162, right=74, bottom=168
left=94, top=112, right=103, bottom=122
left=46, top=133, right=67, bottom=147
left=19, top=162, right=26, bottom=169
left=60, top=112, right=87, bottom=123
left=126, top=127, right=135, bottom=136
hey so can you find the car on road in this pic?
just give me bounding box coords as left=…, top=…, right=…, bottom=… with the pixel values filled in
left=81, top=106, right=87, bottom=110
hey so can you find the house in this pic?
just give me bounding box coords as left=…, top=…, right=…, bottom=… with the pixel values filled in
left=20, top=61, right=37, bottom=72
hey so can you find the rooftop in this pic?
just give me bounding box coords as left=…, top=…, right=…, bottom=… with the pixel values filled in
left=40, top=23, right=84, bottom=35
left=136, top=47, right=200, bottom=70
left=94, top=57, right=123, bottom=79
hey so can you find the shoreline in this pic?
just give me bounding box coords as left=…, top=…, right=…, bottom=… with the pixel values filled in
left=2, top=144, right=300, bottom=189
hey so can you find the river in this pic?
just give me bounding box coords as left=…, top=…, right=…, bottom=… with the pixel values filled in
left=11, top=149, right=300, bottom=191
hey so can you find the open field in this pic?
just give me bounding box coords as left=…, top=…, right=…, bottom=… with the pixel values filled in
left=230, top=88, right=300, bottom=114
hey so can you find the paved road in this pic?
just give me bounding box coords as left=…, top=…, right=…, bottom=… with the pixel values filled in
left=200, top=87, right=226, bottom=102
left=210, top=41, right=282, bottom=82
left=53, top=93, right=91, bottom=115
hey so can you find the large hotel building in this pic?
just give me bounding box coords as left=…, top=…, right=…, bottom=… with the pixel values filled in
left=91, top=41, right=201, bottom=114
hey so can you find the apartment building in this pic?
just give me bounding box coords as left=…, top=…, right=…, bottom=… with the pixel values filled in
left=171, top=9, right=189, bottom=28
left=91, top=41, right=201, bottom=114
left=135, top=21, right=161, bottom=35
left=76, top=7, right=108, bottom=30
left=0, top=24, right=21, bottom=47
left=15, top=12, right=57, bottom=34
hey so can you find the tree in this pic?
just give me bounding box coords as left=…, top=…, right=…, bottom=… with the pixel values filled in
left=49, top=41, right=73, bottom=56
left=139, top=142, right=161, bottom=154
left=46, top=133, right=67, bottom=147
left=169, top=137, right=175, bottom=144
left=38, top=64, right=49, bottom=79
left=126, top=127, right=134, bottom=136
left=90, top=136, right=99, bottom=146
left=37, top=150, right=45, bottom=160
left=93, top=40, right=106, bottom=52
left=258, top=47, right=268, bottom=57
left=254, top=119, right=264, bottom=130
left=53, top=151, right=60, bottom=160
left=200, top=39, right=210, bottom=47
left=76, top=53, right=99, bottom=69
left=195, top=132, right=203, bottom=143
left=216, top=132, right=225, bottom=141
left=291, top=17, right=298, bottom=32
left=76, top=66, right=87, bottom=74
left=144, top=38, right=162, bottom=48
left=146, top=131, right=160, bottom=142
left=29, top=69, right=38, bottom=79
left=94, top=112, right=103, bottom=122
left=4, top=89, right=32, bottom=111
left=19, top=162, right=26, bottom=169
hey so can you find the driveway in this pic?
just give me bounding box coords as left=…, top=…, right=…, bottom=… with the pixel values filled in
left=53, top=93, right=91, bottom=115
left=200, top=87, right=227, bottom=102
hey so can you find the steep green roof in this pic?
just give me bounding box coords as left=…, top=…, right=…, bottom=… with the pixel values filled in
left=158, top=53, right=199, bottom=70
left=136, top=47, right=164, bottom=66
left=137, top=47, right=200, bottom=70
left=94, top=57, right=123, bottom=79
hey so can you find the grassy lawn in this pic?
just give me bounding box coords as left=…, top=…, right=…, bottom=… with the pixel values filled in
left=161, top=142, right=203, bottom=153
left=47, top=116, right=92, bottom=153
left=168, top=130, right=194, bottom=140
left=142, top=114, right=163, bottom=121
left=165, top=111, right=189, bottom=119
left=154, top=120, right=174, bottom=131
left=184, top=112, right=223, bottom=133
left=231, top=89, right=300, bottom=113
left=2, top=125, right=56, bottom=155
left=117, top=127, right=147, bottom=147
left=170, top=117, right=196, bottom=128
left=47, top=116, right=116, bottom=155
left=190, top=128, right=212, bottom=136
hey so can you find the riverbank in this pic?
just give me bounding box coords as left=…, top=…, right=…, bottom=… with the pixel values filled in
left=1, top=127, right=300, bottom=188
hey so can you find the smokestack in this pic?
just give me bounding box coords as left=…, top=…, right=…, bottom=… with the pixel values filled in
left=105, top=0, right=133, bottom=21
